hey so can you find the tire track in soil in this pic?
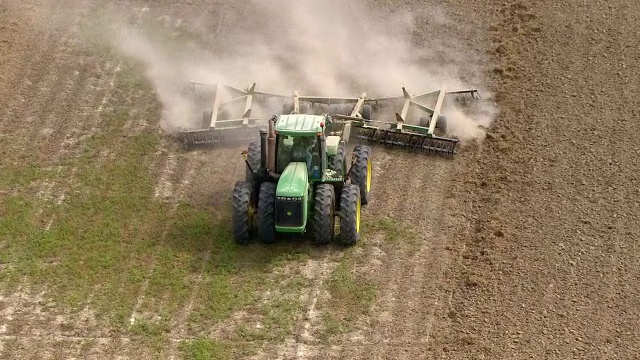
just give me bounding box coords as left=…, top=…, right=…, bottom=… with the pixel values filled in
left=0, top=59, right=126, bottom=360
left=0, top=71, right=168, bottom=359
left=0, top=6, right=87, bottom=134
left=165, top=146, right=244, bottom=358
left=0, top=14, right=88, bottom=215
left=14, top=39, right=122, bottom=229
left=0, top=4, right=135, bottom=358
left=1, top=1, right=108, bottom=235
left=40, top=61, right=123, bottom=231
left=1, top=1, right=204, bottom=358
left=338, top=149, right=458, bottom=359
left=293, top=254, right=340, bottom=359
left=251, top=148, right=458, bottom=360
left=128, top=149, right=197, bottom=327
left=0, top=36, right=69, bottom=139
left=31, top=66, right=100, bottom=227
left=0, top=9, right=61, bottom=130
left=263, top=148, right=458, bottom=360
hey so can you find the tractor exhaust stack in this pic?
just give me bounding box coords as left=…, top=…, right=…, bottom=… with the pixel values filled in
left=259, top=128, right=268, bottom=170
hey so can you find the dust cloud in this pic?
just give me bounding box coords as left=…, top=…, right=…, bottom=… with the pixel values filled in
left=93, top=0, right=497, bottom=142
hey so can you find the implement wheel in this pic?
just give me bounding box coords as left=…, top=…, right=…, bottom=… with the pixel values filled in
left=339, top=184, right=361, bottom=246
left=313, top=184, right=336, bottom=245
left=350, top=145, right=372, bottom=205
left=437, top=115, right=448, bottom=133
left=420, top=115, right=448, bottom=133
left=202, top=109, right=213, bottom=128
left=258, top=182, right=276, bottom=244
left=300, top=101, right=311, bottom=114
left=361, top=104, right=372, bottom=120
left=232, top=181, right=255, bottom=245
left=327, top=104, right=340, bottom=115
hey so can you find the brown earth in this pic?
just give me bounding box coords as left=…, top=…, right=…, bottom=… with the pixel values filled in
left=442, top=0, right=640, bottom=358
left=1, top=0, right=639, bottom=359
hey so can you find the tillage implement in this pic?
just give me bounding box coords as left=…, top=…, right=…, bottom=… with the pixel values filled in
left=180, top=82, right=481, bottom=157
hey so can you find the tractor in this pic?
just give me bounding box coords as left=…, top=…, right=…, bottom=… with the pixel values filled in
left=231, top=113, right=372, bottom=245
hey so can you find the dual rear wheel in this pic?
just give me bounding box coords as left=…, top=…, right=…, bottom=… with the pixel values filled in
left=231, top=180, right=276, bottom=245
left=313, top=183, right=361, bottom=246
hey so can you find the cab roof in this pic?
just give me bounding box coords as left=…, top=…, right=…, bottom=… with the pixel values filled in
left=275, top=114, right=325, bottom=135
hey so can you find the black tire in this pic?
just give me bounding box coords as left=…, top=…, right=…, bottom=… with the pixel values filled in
left=339, top=184, right=361, bottom=246
left=299, top=102, right=311, bottom=114
left=419, top=116, right=430, bottom=127
left=245, top=142, right=261, bottom=183
left=283, top=100, right=294, bottom=114
left=327, top=104, right=341, bottom=115
left=219, top=110, right=231, bottom=120
left=313, top=184, right=335, bottom=245
left=361, top=104, right=372, bottom=120
left=232, top=181, right=254, bottom=245
left=257, top=182, right=276, bottom=244
left=350, top=145, right=372, bottom=205
left=436, top=115, right=448, bottom=132
left=330, top=142, right=347, bottom=177
left=202, top=109, right=213, bottom=128
left=340, top=104, right=353, bottom=116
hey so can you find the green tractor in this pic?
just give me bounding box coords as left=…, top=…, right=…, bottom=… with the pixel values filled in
left=231, top=113, right=372, bottom=246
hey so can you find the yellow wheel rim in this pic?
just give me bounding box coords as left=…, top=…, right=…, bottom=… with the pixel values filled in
left=366, top=159, right=372, bottom=192
left=356, top=196, right=361, bottom=233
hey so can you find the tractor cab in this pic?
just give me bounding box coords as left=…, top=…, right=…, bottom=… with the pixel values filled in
left=274, top=114, right=331, bottom=180
left=276, top=135, right=318, bottom=177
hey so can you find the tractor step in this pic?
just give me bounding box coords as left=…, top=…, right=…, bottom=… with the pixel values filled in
left=354, top=126, right=458, bottom=157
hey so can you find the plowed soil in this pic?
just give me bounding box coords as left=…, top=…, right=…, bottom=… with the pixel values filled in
left=1, top=0, right=639, bottom=359
left=443, top=0, right=640, bottom=358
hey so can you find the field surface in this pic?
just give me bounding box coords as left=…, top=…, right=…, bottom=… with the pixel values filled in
left=1, top=0, right=638, bottom=359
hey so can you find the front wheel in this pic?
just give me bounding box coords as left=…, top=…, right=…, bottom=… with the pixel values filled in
left=245, top=141, right=261, bottom=183
left=232, top=181, right=255, bottom=245
left=330, top=143, right=347, bottom=177
left=257, top=182, right=276, bottom=244
left=339, top=184, right=361, bottom=246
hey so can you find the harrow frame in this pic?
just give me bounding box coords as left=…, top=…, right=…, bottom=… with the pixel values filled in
left=180, top=82, right=481, bottom=156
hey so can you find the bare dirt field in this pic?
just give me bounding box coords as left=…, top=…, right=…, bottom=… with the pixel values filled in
left=1, top=0, right=638, bottom=359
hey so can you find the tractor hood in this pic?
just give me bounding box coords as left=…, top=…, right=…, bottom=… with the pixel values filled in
left=276, top=162, right=308, bottom=198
